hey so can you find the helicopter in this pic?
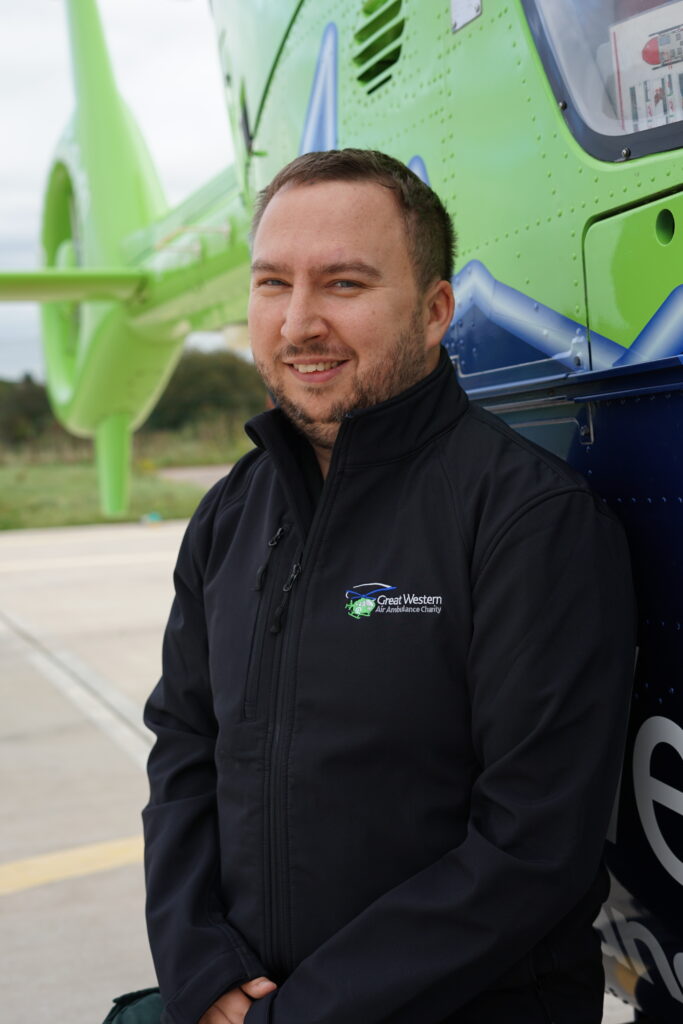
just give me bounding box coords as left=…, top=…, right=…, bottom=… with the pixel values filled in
left=1, top=0, right=682, bottom=1020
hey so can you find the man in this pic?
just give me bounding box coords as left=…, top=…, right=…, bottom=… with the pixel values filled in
left=143, top=149, right=635, bottom=1024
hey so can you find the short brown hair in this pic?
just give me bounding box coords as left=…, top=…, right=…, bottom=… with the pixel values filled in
left=251, top=149, right=456, bottom=289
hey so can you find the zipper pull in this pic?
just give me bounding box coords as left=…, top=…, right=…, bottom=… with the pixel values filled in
left=283, top=562, right=302, bottom=592
left=254, top=525, right=287, bottom=590
left=270, top=561, right=302, bottom=633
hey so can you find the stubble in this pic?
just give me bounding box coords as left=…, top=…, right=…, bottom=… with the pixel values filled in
left=253, top=309, right=429, bottom=451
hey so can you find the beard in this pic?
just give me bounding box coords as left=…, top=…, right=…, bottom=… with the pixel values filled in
left=254, top=308, right=431, bottom=451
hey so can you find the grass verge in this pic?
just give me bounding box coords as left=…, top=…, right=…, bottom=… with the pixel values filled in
left=0, top=425, right=254, bottom=470
left=0, top=464, right=208, bottom=530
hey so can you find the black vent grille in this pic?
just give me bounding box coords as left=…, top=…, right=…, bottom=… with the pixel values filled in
left=353, top=0, right=405, bottom=95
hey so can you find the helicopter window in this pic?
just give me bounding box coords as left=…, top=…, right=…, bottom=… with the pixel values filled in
left=523, top=0, right=683, bottom=160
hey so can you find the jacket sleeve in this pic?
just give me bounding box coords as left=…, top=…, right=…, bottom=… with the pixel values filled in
left=246, top=490, right=636, bottom=1024
left=143, top=492, right=266, bottom=1024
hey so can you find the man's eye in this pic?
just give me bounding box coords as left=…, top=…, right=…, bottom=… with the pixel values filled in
left=331, top=280, right=362, bottom=289
left=257, top=278, right=288, bottom=287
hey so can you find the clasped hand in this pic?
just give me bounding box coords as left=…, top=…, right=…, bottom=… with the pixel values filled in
left=198, top=976, right=277, bottom=1024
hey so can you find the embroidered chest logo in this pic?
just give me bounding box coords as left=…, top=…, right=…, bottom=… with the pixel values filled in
left=344, top=583, right=443, bottom=619
left=345, top=583, right=395, bottom=618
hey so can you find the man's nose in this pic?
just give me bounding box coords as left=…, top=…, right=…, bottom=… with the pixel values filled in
left=280, top=285, right=326, bottom=345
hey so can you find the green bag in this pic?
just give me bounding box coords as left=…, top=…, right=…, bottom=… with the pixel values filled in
left=102, top=988, right=162, bottom=1024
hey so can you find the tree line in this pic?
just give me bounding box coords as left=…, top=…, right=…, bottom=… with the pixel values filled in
left=0, top=349, right=267, bottom=445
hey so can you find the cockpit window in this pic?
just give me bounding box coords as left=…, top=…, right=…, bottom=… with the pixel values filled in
left=523, top=0, right=683, bottom=160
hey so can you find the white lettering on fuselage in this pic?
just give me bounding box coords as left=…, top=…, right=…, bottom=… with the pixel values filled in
left=633, top=715, right=683, bottom=885
left=597, top=907, right=683, bottom=1005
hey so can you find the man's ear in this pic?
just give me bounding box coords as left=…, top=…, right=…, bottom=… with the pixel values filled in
left=424, top=279, right=455, bottom=352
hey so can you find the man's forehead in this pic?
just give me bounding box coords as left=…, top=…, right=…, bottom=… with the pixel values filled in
left=252, top=179, right=408, bottom=265
left=256, top=179, right=402, bottom=233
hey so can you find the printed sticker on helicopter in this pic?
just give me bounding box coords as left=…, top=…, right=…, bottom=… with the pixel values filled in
left=611, top=0, right=683, bottom=132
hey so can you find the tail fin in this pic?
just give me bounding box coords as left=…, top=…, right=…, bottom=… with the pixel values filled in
left=35, top=0, right=174, bottom=515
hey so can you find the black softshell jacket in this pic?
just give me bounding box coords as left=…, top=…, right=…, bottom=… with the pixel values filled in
left=143, top=351, right=635, bottom=1024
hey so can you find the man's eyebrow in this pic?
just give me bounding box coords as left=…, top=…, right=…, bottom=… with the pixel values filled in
left=250, top=259, right=292, bottom=275
left=250, top=259, right=383, bottom=280
left=317, top=261, right=382, bottom=280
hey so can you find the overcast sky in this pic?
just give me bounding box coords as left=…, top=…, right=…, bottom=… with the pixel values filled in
left=0, top=0, right=234, bottom=380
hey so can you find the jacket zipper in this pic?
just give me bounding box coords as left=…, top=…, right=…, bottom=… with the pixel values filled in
left=263, top=552, right=303, bottom=974
left=263, top=422, right=353, bottom=974
left=254, top=526, right=286, bottom=591
left=270, top=561, right=302, bottom=634
left=242, top=525, right=287, bottom=720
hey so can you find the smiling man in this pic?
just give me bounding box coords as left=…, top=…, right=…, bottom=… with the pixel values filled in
left=142, top=150, right=635, bottom=1024
left=247, top=168, right=453, bottom=474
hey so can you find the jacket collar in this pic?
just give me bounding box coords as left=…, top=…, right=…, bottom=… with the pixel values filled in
left=246, top=346, right=468, bottom=474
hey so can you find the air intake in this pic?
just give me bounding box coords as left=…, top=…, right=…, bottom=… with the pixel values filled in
left=353, top=0, right=405, bottom=95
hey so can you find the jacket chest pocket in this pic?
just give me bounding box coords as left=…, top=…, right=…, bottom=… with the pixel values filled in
left=242, top=524, right=289, bottom=720
left=206, top=523, right=291, bottom=722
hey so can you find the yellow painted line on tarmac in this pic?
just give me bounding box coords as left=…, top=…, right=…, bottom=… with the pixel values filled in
left=0, top=835, right=144, bottom=896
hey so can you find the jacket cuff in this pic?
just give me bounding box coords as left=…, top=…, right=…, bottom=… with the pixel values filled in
left=245, top=989, right=277, bottom=1022
left=163, top=945, right=267, bottom=1024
